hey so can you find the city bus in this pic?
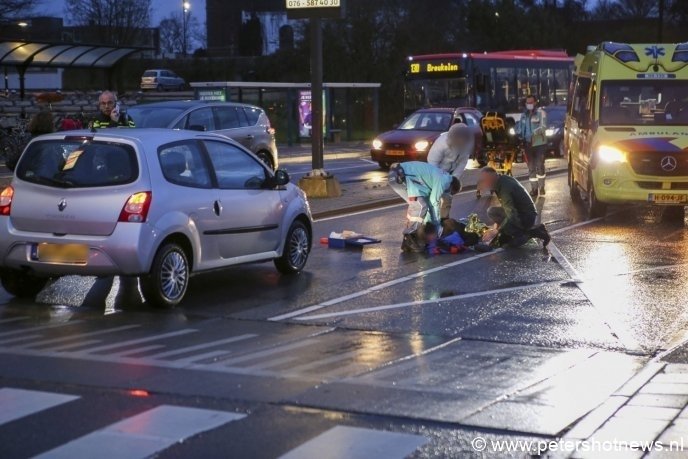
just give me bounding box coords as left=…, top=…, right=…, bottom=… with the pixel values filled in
left=404, top=50, right=574, bottom=115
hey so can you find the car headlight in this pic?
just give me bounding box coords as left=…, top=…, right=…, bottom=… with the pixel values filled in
left=414, top=140, right=430, bottom=151
left=598, top=145, right=627, bottom=163
left=508, top=127, right=516, bottom=136
left=372, top=139, right=383, bottom=150
left=545, top=128, right=556, bottom=137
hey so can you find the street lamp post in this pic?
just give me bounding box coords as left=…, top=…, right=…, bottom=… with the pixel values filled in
left=182, top=1, right=190, bottom=56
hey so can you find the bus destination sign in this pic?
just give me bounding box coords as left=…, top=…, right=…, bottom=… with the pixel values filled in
left=408, top=59, right=462, bottom=76
left=286, top=0, right=345, bottom=18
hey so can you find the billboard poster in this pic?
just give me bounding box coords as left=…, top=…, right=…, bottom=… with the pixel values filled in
left=298, top=90, right=326, bottom=138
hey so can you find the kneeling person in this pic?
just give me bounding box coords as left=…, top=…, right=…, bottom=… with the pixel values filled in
left=477, top=167, right=550, bottom=248
left=389, top=161, right=461, bottom=252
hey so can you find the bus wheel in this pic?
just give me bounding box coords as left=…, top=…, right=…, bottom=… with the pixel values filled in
left=587, top=176, right=607, bottom=219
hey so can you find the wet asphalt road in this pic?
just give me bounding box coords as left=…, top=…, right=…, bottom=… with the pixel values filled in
left=1, top=173, right=688, bottom=458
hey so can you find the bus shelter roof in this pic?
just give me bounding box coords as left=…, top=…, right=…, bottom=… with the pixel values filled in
left=0, top=41, right=147, bottom=69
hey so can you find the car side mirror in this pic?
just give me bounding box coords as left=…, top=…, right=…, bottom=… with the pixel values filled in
left=187, top=124, right=206, bottom=132
left=274, top=169, right=290, bottom=186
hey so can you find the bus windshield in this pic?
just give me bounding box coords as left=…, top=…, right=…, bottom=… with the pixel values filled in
left=404, top=79, right=468, bottom=112
left=600, top=80, right=688, bottom=126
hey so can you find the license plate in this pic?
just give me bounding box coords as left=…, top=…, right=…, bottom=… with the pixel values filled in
left=386, top=149, right=406, bottom=156
left=35, top=243, right=88, bottom=264
left=648, top=193, right=688, bottom=204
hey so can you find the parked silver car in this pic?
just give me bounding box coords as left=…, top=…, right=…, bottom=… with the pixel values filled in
left=0, top=129, right=312, bottom=307
left=140, top=69, right=186, bottom=91
left=127, top=101, right=279, bottom=170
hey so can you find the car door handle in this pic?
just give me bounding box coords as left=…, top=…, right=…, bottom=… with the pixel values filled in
left=213, top=200, right=222, bottom=216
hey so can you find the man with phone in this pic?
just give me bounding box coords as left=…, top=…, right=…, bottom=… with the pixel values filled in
left=91, top=91, right=135, bottom=128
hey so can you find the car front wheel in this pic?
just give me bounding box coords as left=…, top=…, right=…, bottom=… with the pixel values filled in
left=140, top=243, right=189, bottom=308
left=1, top=271, right=48, bottom=298
left=275, top=221, right=310, bottom=274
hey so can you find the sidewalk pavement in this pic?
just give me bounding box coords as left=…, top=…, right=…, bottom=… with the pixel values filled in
left=559, top=347, right=688, bottom=458
left=278, top=141, right=369, bottom=164
left=309, top=157, right=568, bottom=219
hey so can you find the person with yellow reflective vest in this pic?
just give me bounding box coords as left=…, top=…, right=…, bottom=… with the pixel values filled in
left=90, top=91, right=135, bottom=128
left=518, top=94, right=547, bottom=197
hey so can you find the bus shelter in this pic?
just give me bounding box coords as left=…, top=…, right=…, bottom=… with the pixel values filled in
left=190, top=81, right=381, bottom=145
left=0, top=41, right=150, bottom=99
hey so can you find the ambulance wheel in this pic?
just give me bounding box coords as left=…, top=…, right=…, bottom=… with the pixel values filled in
left=587, top=176, right=607, bottom=219
left=568, top=163, right=581, bottom=203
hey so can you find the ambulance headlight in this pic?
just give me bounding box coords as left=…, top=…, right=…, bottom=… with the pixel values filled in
left=598, top=145, right=627, bottom=163
left=414, top=140, right=430, bottom=151
left=372, top=139, right=383, bottom=150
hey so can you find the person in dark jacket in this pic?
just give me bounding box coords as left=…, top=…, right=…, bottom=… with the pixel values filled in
left=91, top=91, right=135, bottom=128
left=477, top=166, right=550, bottom=248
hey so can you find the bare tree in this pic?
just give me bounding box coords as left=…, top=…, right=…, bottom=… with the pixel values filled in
left=64, top=0, right=152, bottom=46
left=0, top=0, right=37, bottom=22
left=158, top=11, right=201, bottom=55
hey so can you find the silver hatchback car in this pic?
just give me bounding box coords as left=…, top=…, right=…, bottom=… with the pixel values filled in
left=0, top=129, right=312, bottom=307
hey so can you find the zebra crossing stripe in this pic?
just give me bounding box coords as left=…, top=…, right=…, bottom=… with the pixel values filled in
left=278, top=425, right=428, bottom=459
left=34, top=405, right=245, bottom=459
left=0, top=388, right=79, bottom=426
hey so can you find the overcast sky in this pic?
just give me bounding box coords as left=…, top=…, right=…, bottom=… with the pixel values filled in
left=41, top=0, right=207, bottom=27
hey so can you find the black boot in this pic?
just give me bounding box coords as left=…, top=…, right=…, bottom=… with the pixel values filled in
left=401, top=233, right=425, bottom=253
left=529, top=224, right=551, bottom=247
left=529, top=187, right=538, bottom=198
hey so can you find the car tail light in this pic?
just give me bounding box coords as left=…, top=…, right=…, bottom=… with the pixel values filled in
left=118, top=191, right=151, bottom=223
left=0, top=186, right=14, bottom=216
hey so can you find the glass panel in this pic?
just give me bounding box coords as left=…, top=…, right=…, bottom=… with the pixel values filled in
left=158, top=142, right=212, bottom=188
left=600, top=80, right=688, bottom=126
left=73, top=47, right=117, bottom=66
left=17, top=140, right=138, bottom=188
left=204, top=141, right=265, bottom=190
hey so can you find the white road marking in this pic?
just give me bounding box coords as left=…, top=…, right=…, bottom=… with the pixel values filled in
left=51, top=339, right=103, bottom=352
left=315, top=203, right=406, bottom=222
left=109, top=345, right=166, bottom=357
left=0, top=320, right=83, bottom=339
left=0, top=334, right=43, bottom=345
left=220, top=338, right=319, bottom=366
left=0, top=316, right=30, bottom=324
left=269, top=250, right=504, bottom=321
left=34, top=405, right=245, bottom=459
left=278, top=425, right=428, bottom=459
left=296, top=282, right=554, bottom=321
left=145, top=334, right=258, bottom=360
left=70, top=329, right=198, bottom=355
left=18, top=325, right=141, bottom=350
left=0, top=388, right=79, bottom=426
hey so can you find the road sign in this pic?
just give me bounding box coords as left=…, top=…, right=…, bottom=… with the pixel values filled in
left=286, top=0, right=345, bottom=19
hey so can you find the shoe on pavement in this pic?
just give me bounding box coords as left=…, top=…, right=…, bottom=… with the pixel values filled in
left=539, top=188, right=546, bottom=196
left=529, top=189, right=538, bottom=198
left=530, top=224, right=551, bottom=247
left=401, top=233, right=425, bottom=253
left=473, top=242, right=493, bottom=253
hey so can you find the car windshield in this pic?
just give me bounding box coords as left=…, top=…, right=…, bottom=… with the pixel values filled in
left=544, top=107, right=566, bottom=125
left=600, top=80, right=688, bottom=126
left=143, top=71, right=157, bottom=77
left=398, top=112, right=452, bottom=131
left=127, top=106, right=187, bottom=128
left=17, top=140, right=138, bottom=188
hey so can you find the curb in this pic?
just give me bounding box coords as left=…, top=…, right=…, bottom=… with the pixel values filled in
left=311, top=167, right=569, bottom=220
left=279, top=152, right=368, bottom=165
